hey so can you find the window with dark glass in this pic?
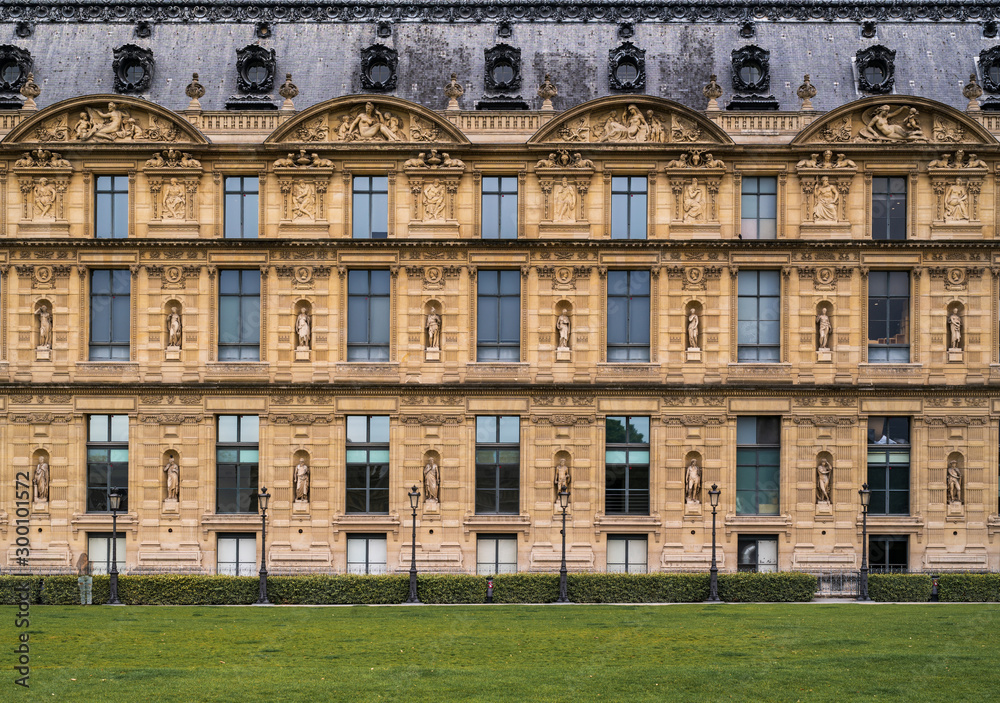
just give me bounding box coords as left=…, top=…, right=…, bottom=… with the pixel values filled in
left=86, top=414, right=129, bottom=513
left=476, top=534, right=517, bottom=575
left=346, top=416, right=390, bottom=514
left=347, top=534, right=388, bottom=574
left=869, top=535, right=908, bottom=573
left=867, top=417, right=910, bottom=516
left=737, top=535, right=778, bottom=573
left=867, top=271, right=910, bottom=363
left=482, top=176, right=518, bottom=239
left=607, top=535, right=648, bottom=573
left=218, top=270, right=260, bottom=361
left=605, top=416, right=650, bottom=515
left=216, top=415, right=259, bottom=514
left=352, top=176, right=388, bottom=239
left=611, top=176, right=647, bottom=240
left=224, top=176, right=259, bottom=239
left=475, top=416, right=520, bottom=515
left=737, top=270, right=780, bottom=362
left=477, top=270, right=520, bottom=361
left=89, top=270, right=130, bottom=361
left=872, top=176, right=906, bottom=240
left=347, top=270, right=390, bottom=361
left=736, top=417, right=780, bottom=515
left=607, top=270, right=650, bottom=362
left=217, top=534, right=256, bottom=576
left=87, top=533, right=125, bottom=575
left=95, top=175, right=128, bottom=239
left=740, top=176, right=777, bottom=239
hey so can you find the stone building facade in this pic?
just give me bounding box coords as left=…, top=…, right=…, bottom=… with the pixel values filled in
left=2, top=3, right=1000, bottom=576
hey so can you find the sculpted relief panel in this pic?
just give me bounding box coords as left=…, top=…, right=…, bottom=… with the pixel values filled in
left=275, top=99, right=467, bottom=145
left=24, top=101, right=192, bottom=143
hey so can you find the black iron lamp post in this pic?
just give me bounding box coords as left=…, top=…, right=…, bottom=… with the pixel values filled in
left=707, top=483, right=721, bottom=602
left=107, top=489, right=122, bottom=605
left=557, top=488, right=570, bottom=603
left=858, top=483, right=871, bottom=602
left=406, top=485, right=421, bottom=604
left=257, top=486, right=271, bottom=605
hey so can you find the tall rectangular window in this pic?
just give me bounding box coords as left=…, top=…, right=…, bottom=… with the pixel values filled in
left=482, top=176, right=517, bottom=239
left=224, top=176, right=259, bottom=239
left=737, top=270, right=780, bottom=362
left=87, top=533, right=125, bottom=575
left=868, top=270, right=910, bottom=363
left=737, top=535, right=778, bottom=573
left=607, top=270, right=650, bottom=362
left=347, top=270, right=390, bottom=361
left=352, top=176, right=388, bottom=239
left=89, top=270, right=131, bottom=361
left=218, top=270, right=260, bottom=361
left=741, top=176, right=777, bottom=239
left=872, top=176, right=906, bottom=240
left=346, top=416, right=390, bottom=514
left=217, top=534, right=256, bottom=576
left=475, top=416, right=520, bottom=515
left=477, top=270, right=520, bottom=361
left=347, top=534, right=388, bottom=574
left=476, top=535, right=518, bottom=575
left=605, top=416, right=650, bottom=515
left=607, top=535, right=648, bottom=573
left=611, top=176, right=647, bottom=240
left=86, top=414, right=129, bottom=513
left=867, top=417, right=910, bottom=516
left=736, top=417, right=780, bottom=516
left=216, top=415, right=259, bottom=514
left=869, top=535, right=909, bottom=573
left=95, top=175, right=128, bottom=239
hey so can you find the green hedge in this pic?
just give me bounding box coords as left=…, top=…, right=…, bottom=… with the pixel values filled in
left=270, top=575, right=409, bottom=605
left=0, top=576, right=42, bottom=605
left=868, top=573, right=933, bottom=602
left=937, top=574, right=1000, bottom=602
left=717, top=572, right=817, bottom=602
left=568, top=573, right=709, bottom=603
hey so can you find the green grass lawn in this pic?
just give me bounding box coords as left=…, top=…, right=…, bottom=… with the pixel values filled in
left=2, top=603, right=998, bottom=702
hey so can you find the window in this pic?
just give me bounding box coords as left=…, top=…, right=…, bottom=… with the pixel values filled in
left=607, top=270, right=650, bottom=362
left=867, top=271, right=910, bottom=363
left=475, top=416, right=520, bottom=514
left=737, top=270, right=780, bottom=362
left=740, top=176, right=777, bottom=239
left=872, top=176, right=906, bottom=240
left=736, top=417, right=780, bottom=515
left=224, top=176, right=259, bottom=239
left=482, top=176, right=518, bottom=239
left=87, top=533, right=125, bottom=575
left=95, top=175, right=128, bottom=239
left=217, top=534, right=256, bottom=576
left=218, top=270, right=260, bottom=361
left=605, top=416, right=650, bottom=515
left=867, top=417, right=910, bottom=516
left=346, top=416, right=390, bottom=514
left=352, top=176, right=388, bottom=239
left=869, top=535, right=908, bottom=573
left=89, top=270, right=131, bottom=361
left=347, top=270, right=390, bottom=361
left=611, top=176, right=647, bottom=240
left=86, top=415, right=129, bottom=513
left=477, top=270, right=520, bottom=361
left=347, top=534, right=388, bottom=574
left=737, top=535, right=778, bottom=573
left=216, top=415, right=259, bottom=514
left=607, top=535, right=648, bottom=573
left=476, top=535, right=517, bottom=575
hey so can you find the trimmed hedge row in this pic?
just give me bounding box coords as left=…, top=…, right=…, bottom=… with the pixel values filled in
left=868, top=574, right=933, bottom=602
left=938, top=573, right=1000, bottom=602
left=2, top=572, right=819, bottom=605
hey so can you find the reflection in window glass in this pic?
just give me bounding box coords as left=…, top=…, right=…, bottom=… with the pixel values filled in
left=736, top=417, right=780, bottom=515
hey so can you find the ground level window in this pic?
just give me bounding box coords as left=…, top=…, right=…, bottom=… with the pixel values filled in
left=869, top=535, right=908, bottom=573
left=737, top=535, right=778, bottom=573
left=87, top=532, right=125, bottom=575
left=217, top=533, right=257, bottom=576
left=476, top=534, right=517, bottom=575
left=347, top=534, right=388, bottom=575
left=607, top=535, right=647, bottom=573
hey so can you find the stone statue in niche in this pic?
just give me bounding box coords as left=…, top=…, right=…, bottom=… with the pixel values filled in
left=812, top=176, right=839, bottom=222
left=33, top=457, right=49, bottom=503
left=166, top=306, right=182, bottom=349
left=948, top=307, right=962, bottom=350
left=33, top=178, right=57, bottom=218
left=553, top=177, right=577, bottom=222
left=425, top=305, right=441, bottom=350
left=554, top=457, right=571, bottom=496
left=682, top=178, right=705, bottom=222
left=423, top=456, right=440, bottom=504
left=687, top=308, right=700, bottom=350
left=294, top=458, right=310, bottom=502
left=163, top=453, right=180, bottom=501
left=857, top=105, right=926, bottom=142
left=162, top=178, right=186, bottom=220
left=295, top=307, right=311, bottom=350
left=684, top=459, right=702, bottom=504
left=422, top=181, right=446, bottom=221
left=291, top=181, right=315, bottom=220
left=816, top=458, right=832, bottom=504
left=817, top=307, right=832, bottom=351
left=947, top=460, right=962, bottom=504
left=556, top=309, right=571, bottom=350
left=944, top=179, right=970, bottom=222
left=37, top=304, right=52, bottom=349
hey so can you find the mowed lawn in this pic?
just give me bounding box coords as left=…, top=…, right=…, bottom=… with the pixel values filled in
left=2, top=603, right=998, bottom=702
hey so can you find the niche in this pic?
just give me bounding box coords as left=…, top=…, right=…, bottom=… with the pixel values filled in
left=684, top=301, right=703, bottom=351
left=815, top=301, right=834, bottom=352
left=946, top=451, right=964, bottom=507
left=30, top=448, right=50, bottom=504
left=34, top=298, right=53, bottom=354
left=162, top=450, right=180, bottom=505
left=682, top=450, right=703, bottom=509
left=815, top=451, right=834, bottom=505
left=292, top=450, right=311, bottom=504
left=946, top=301, right=964, bottom=352
left=554, top=300, right=573, bottom=354
left=164, top=299, right=183, bottom=353
left=293, top=300, right=313, bottom=352
left=422, top=449, right=441, bottom=508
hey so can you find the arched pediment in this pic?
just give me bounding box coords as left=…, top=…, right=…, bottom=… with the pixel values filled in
left=529, top=96, right=733, bottom=146
left=2, top=95, right=209, bottom=145
left=791, top=96, right=997, bottom=147
left=265, top=95, right=470, bottom=145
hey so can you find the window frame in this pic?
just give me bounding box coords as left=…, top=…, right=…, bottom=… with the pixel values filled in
left=352, top=175, right=389, bottom=239
left=476, top=534, right=518, bottom=575
left=345, top=415, right=391, bottom=515
left=95, top=174, right=129, bottom=239
left=607, top=534, right=648, bottom=573
left=217, top=269, right=261, bottom=361
left=215, top=415, right=260, bottom=515
left=87, top=532, right=126, bottom=575
left=737, top=534, right=779, bottom=573
left=86, top=414, right=129, bottom=513
left=604, top=416, right=651, bottom=515
left=735, top=416, right=781, bottom=516
left=88, top=269, right=131, bottom=361
left=476, top=269, right=521, bottom=362
left=346, top=533, right=388, bottom=574
left=217, top=533, right=257, bottom=576
left=474, top=416, right=521, bottom=515
left=871, top=175, right=907, bottom=241
left=868, top=535, right=909, bottom=573
left=610, top=175, right=648, bottom=240
left=481, top=175, right=518, bottom=240
left=866, top=416, right=910, bottom=516
left=346, top=269, right=391, bottom=361
left=737, top=269, right=781, bottom=363
left=606, top=270, right=651, bottom=362
left=740, top=175, right=778, bottom=240
left=867, top=270, right=910, bottom=363
left=223, top=176, right=260, bottom=239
